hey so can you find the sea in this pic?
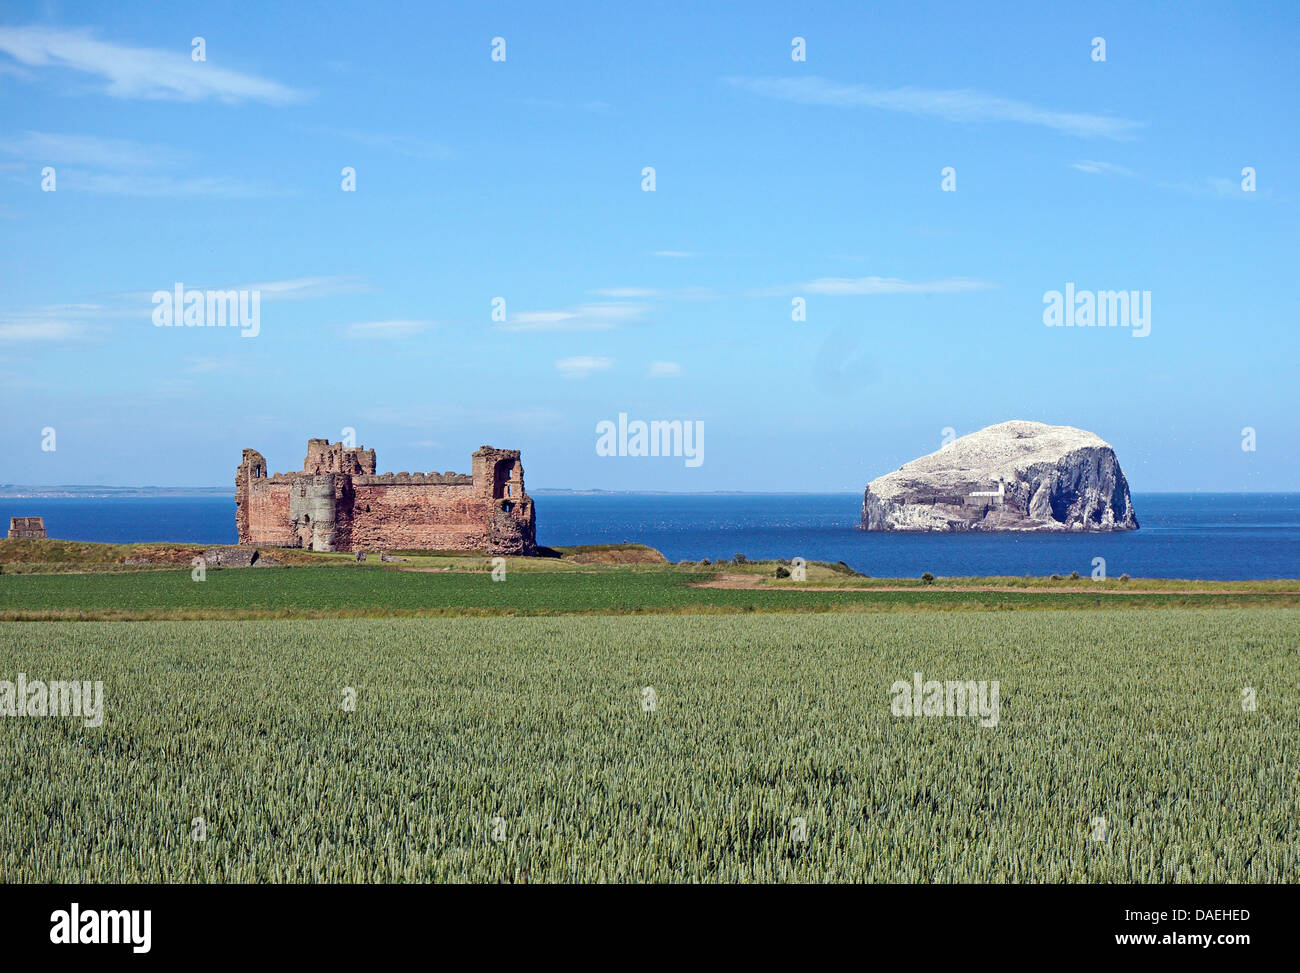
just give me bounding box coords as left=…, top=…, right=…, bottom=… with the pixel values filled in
left=3, top=493, right=1298, bottom=580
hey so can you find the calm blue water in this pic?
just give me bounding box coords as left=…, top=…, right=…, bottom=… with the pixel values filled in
left=3, top=493, right=1298, bottom=579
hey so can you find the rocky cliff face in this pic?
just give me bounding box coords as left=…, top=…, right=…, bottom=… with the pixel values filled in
left=861, top=421, right=1138, bottom=532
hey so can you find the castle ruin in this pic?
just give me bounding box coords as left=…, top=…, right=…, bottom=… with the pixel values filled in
left=8, top=517, right=47, bottom=539
left=236, top=439, right=536, bottom=555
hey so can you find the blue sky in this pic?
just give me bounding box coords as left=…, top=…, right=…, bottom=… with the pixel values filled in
left=1, top=0, right=1296, bottom=491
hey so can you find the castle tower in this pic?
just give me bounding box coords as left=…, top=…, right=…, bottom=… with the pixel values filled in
left=473, top=446, right=535, bottom=553
left=235, top=448, right=268, bottom=545
left=472, top=445, right=525, bottom=502
left=303, top=439, right=376, bottom=475
left=289, top=474, right=339, bottom=551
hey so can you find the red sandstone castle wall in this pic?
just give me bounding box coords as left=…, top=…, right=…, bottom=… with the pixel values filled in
left=236, top=440, right=535, bottom=553
left=245, top=480, right=509, bottom=551
left=246, top=480, right=296, bottom=546
left=349, top=483, right=493, bottom=550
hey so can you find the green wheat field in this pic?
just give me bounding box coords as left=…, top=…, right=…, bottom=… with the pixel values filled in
left=2, top=609, right=1295, bottom=882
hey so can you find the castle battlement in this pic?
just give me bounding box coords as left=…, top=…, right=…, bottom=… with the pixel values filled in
left=235, top=439, right=535, bottom=554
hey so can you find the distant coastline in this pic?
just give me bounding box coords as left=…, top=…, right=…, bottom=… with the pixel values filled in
left=0, top=485, right=833, bottom=498
left=0, top=485, right=232, bottom=499
left=2, top=485, right=1296, bottom=499
left=0, top=485, right=832, bottom=499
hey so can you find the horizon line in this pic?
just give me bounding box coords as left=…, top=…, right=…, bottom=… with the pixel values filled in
left=1, top=486, right=1296, bottom=497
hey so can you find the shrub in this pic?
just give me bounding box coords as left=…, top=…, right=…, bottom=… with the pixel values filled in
left=775, top=566, right=791, bottom=579
left=1120, top=573, right=1130, bottom=582
left=1051, top=574, right=1063, bottom=581
left=1070, top=572, right=1080, bottom=580
left=921, top=573, right=935, bottom=584
left=732, top=554, right=747, bottom=565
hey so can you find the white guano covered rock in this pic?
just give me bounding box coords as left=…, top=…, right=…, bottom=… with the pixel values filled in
left=861, top=421, right=1139, bottom=532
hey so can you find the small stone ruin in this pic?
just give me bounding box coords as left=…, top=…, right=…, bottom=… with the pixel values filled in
left=8, top=517, right=47, bottom=539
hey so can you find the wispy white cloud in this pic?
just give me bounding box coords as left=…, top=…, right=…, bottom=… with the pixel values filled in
left=307, top=127, right=452, bottom=161
left=0, top=365, right=44, bottom=389
left=238, top=276, right=372, bottom=301
left=755, top=276, right=996, bottom=297
left=498, top=302, right=647, bottom=332
left=0, top=131, right=187, bottom=169
left=0, top=26, right=306, bottom=104
left=592, top=287, right=660, bottom=299
left=26, top=277, right=374, bottom=335
left=651, top=250, right=692, bottom=258
left=0, top=301, right=145, bottom=341
left=0, top=131, right=281, bottom=196
left=183, top=356, right=240, bottom=374
left=1158, top=175, right=1262, bottom=199
left=555, top=356, right=613, bottom=379
left=728, top=76, right=1143, bottom=140
left=0, top=314, right=86, bottom=341
left=0, top=60, right=35, bottom=81
left=1203, top=177, right=1243, bottom=197
left=1071, top=157, right=1263, bottom=200
left=648, top=361, right=682, bottom=378
left=143, top=377, right=198, bottom=399
left=345, top=319, right=431, bottom=338
left=1070, top=159, right=1137, bottom=177
left=118, top=275, right=370, bottom=305
left=590, top=286, right=718, bottom=301
left=361, top=404, right=563, bottom=427
left=65, top=170, right=281, bottom=196
left=804, top=276, right=995, bottom=296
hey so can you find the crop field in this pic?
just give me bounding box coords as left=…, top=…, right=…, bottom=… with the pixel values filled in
left=1, top=609, right=1295, bottom=882
left=2, top=565, right=1296, bottom=620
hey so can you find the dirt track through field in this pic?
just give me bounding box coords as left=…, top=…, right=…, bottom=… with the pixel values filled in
left=694, top=573, right=1300, bottom=595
